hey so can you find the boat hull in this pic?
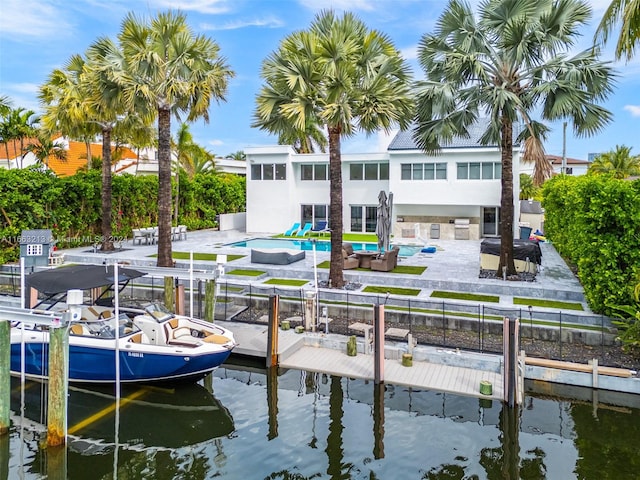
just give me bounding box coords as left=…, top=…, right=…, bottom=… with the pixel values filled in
left=10, top=339, right=233, bottom=384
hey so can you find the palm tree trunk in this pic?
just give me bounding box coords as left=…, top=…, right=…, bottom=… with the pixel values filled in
left=328, top=126, right=344, bottom=288
left=86, top=140, right=92, bottom=170
left=3, top=143, right=10, bottom=170
left=101, top=127, right=114, bottom=251
left=497, top=116, right=516, bottom=276
left=157, top=107, right=173, bottom=267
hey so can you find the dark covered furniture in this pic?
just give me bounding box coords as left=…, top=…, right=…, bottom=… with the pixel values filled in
left=251, top=248, right=306, bottom=265
left=370, top=246, right=400, bottom=272
left=480, top=238, right=541, bottom=273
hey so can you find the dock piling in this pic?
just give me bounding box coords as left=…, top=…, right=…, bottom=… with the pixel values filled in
left=0, top=321, right=8, bottom=436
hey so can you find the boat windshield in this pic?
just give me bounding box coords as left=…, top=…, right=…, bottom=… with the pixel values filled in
left=90, top=313, right=140, bottom=338
left=144, top=303, right=174, bottom=322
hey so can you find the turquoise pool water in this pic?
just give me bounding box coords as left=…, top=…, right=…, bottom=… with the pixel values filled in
left=227, top=237, right=421, bottom=256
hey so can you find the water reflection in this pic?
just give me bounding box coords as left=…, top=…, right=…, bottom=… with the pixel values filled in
left=5, top=367, right=640, bottom=479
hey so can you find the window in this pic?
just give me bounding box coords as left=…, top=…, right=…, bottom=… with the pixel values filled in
left=301, top=204, right=329, bottom=227
left=457, top=162, right=501, bottom=180
left=349, top=162, right=389, bottom=180
left=26, top=244, right=43, bottom=256
left=301, top=164, right=328, bottom=180
left=400, top=163, right=447, bottom=180
left=251, top=163, right=287, bottom=180
left=350, top=205, right=377, bottom=232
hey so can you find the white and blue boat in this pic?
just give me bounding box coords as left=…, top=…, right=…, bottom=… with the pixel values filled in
left=10, top=265, right=237, bottom=384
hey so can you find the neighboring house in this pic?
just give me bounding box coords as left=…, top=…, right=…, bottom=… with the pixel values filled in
left=0, top=137, right=247, bottom=176
left=519, top=200, right=544, bottom=234
left=520, top=154, right=590, bottom=177
left=245, top=124, right=523, bottom=240
left=0, top=135, right=139, bottom=176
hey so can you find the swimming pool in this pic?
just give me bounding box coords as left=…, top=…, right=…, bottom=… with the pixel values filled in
left=226, top=238, right=421, bottom=256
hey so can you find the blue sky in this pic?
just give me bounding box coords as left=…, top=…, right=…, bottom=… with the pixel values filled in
left=1, top=0, right=638, bottom=160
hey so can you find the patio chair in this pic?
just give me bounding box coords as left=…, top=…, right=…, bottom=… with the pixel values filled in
left=178, top=224, right=187, bottom=240
left=284, top=222, right=301, bottom=236
left=296, top=222, right=313, bottom=237
left=342, top=247, right=359, bottom=270
left=310, top=221, right=330, bottom=236
left=370, top=246, right=399, bottom=272
left=132, top=228, right=147, bottom=245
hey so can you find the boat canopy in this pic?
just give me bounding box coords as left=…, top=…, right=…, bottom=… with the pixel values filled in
left=26, top=264, right=146, bottom=295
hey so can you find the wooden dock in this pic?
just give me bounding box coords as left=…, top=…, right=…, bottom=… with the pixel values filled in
left=218, top=321, right=504, bottom=401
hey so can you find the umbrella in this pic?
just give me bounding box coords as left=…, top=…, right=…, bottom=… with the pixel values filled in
left=376, top=190, right=392, bottom=254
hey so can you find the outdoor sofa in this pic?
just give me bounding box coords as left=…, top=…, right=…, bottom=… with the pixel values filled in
left=251, top=248, right=306, bottom=265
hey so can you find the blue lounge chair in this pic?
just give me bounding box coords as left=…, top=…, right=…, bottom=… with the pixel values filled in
left=296, top=222, right=313, bottom=237
left=284, top=222, right=301, bottom=236
left=310, top=221, right=330, bottom=236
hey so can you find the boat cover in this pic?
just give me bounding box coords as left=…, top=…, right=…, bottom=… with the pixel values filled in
left=480, top=238, right=542, bottom=265
left=26, top=265, right=146, bottom=295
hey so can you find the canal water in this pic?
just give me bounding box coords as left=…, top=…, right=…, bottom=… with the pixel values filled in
left=4, top=361, right=640, bottom=479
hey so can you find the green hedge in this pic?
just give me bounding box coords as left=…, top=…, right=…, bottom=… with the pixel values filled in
left=0, top=167, right=245, bottom=263
left=542, top=175, right=640, bottom=314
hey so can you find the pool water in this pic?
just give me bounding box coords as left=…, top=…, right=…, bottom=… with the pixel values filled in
left=227, top=237, right=421, bottom=256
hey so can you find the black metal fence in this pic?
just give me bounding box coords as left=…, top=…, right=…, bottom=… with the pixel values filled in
left=1, top=267, right=635, bottom=370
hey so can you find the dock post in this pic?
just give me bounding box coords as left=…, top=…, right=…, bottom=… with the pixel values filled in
left=503, top=317, right=520, bottom=406
left=266, top=295, right=280, bottom=368
left=204, top=279, right=216, bottom=322
left=304, top=291, right=316, bottom=332
left=164, top=276, right=175, bottom=312
left=374, top=305, right=385, bottom=385
left=47, top=314, right=69, bottom=447
left=0, top=321, right=8, bottom=436
left=373, top=382, right=385, bottom=459
left=175, top=283, right=185, bottom=315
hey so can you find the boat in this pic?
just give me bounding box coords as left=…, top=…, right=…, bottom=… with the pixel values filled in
left=10, top=264, right=237, bottom=384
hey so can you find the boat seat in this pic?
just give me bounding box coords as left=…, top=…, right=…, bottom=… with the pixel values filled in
left=129, top=333, right=143, bottom=343
left=70, top=324, right=88, bottom=335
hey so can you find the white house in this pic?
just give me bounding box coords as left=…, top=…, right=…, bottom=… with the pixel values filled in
left=245, top=124, right=523, bottom=241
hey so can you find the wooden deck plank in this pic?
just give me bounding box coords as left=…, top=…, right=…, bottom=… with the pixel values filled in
left=281, top=346, right=503, bottom=401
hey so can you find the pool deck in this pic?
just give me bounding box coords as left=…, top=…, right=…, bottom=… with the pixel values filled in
left=58, top=227, right=588, bottom=307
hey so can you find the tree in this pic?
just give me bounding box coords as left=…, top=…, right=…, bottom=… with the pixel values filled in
left=7, top=107, right=39, bottom=168
left=39, top=54, right=101, bottom=171
left=225, top=150, right=246, bottom=161
left=172, top=123, right=199, bottom=222
left=519, top=174, right=538, bottom=200
left=0, top=98, right=16, bottom=168
left=253, top=10, right=413, bottom=288
left=588, top=144, right=640, bottom=178
left=278, top=123, right=328, bottom=153
left=594, top=0, right=640, bottom=61
left=84, top=38, right=132, bottom=252
left=25, top=130, right=67, bottom=168
left=414, top=0, right=616, bottom=276
left=118, top=10, right=234, bottom=267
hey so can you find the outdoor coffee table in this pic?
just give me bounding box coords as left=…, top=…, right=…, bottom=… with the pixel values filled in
left=355, top=251, right=378, bottom=268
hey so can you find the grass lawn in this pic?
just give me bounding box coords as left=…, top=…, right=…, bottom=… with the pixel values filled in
left=226, top=269, right=266, bottom=277
left=430, top=290, right=500, bottom=303
left=263, top=278, right=309, bottom=286
left=363, top=285, right=421, bottom=296
left=513, top=297, right=584, bottom=311
left=149, top=252, right=244, bottom=262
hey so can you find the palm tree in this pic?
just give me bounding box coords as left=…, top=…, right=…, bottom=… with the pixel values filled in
left=588, top=145, right=640, bottom=178
left=83, top=38, right=132, bottom=252
left=594, top=0, right=640, bottom=61
left=225, top=150, right=246, bottom=161
left=0, top=99, right=16, bottom=168
left=278, top=123, right=328, bottom=153
left=172, top=123, right=199, bottom=222
left=519, top=174, right=538, bottom=200
left=253, top=10, right=413, bottom=288
left=414, top=0, right=616, bottom=276
left=25, top=130, right=67, bottom=168
left=117, top=10, right=234, bottom=267
left=39, top=55, right=101, bottom=170
left=7, top=108, right=39, bottom=168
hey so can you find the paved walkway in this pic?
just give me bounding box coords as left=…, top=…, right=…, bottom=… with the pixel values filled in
left=59, top=228, right=588, bottom=308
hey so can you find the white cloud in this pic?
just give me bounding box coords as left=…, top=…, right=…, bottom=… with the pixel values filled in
left=200, top=16, right=284, bottom=31
left=298, top=0, right=375, bottom=12
left=1, top=0, right=71, bottom=38
left=208, top=139, right=224, bottom=146
left=624, top=105, right=640, bottom=117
